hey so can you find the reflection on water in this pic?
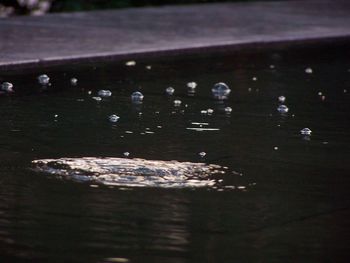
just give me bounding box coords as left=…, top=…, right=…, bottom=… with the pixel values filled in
left=0, top=44, right=350, bottom=262
left=32, top=157, right=227, bottom=188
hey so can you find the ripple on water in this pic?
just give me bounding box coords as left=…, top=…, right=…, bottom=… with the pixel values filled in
left=32, top=157, right=228, bottom=189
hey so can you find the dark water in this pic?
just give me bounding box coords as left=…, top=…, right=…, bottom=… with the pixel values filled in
left=1, top=45, right=350, bottom=262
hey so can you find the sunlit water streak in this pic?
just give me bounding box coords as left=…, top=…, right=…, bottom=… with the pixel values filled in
left=32, top=157, right=227, bottom=188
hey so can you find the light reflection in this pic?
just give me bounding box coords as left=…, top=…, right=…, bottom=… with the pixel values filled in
left=32, top=157, right=226, bottom=188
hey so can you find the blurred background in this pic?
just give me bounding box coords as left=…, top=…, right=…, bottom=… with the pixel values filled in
left=0, top=0, right=276, bottom=16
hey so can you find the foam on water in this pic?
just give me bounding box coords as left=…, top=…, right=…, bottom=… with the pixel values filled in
left=32, top=157, right=227, bottom=188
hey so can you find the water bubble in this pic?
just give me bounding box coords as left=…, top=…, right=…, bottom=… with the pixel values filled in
left=344, top=89, right=347, bottom=93
left=92, top=96, right=102, bottom=101
left=173, top=99, right=182, bottom=107
left=165, top=87, right=175, bottom=95
left=252, top=77, right=257, bottom=81
left=201, top=110, right=208, bottom=115
left=224, top=107, right=232, bottom=114
left=108, top=114, right=120, bottom=123
left=270, top=64, right=275, bottom=69
left=1, top=82, right=14, bottom=92
left=305, top=67, right=313, bottom=74
left=38, top=74, right=50, bottom=85
left=70, top=78, right=78, bottom=85
left=123, top=152, right=130, bottom=157
left=277, top=105, right=289, bottom=114
left=125, top=60, right=136, bottom=66
left=278, top=96, right=286, bottom=103
left=321, top=95, right=326, bottom=101
left=274, top=146, right=279, bottom=150
left=207, top=108, right=214, bottom=115
left=131, top=91, right=144, bottom=103
left=199, top=152, right=206, bottom=158
left=212, top=82, right=231, bottom=100
left=300, top=128, right=312, bottom=135
left=54, top=114, right=58, bottom=118
left=146, top=65, right=152, bottom=70
left=318, top=92, right=323, bottom=96
left=98, top=90, right=112, bottom=97
left=248, top=88, right=252, bottom=92
left=187, top=82, right=197, bottom=90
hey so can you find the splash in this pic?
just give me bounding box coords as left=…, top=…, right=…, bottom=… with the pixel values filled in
left=32, top=157, right=227, bottom=188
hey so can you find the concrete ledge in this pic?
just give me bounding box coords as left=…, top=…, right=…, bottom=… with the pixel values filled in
left=1, top=0, right=350, bottom=70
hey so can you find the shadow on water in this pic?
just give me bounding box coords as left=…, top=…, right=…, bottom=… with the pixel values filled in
left=0, top=43, right=350, bottom=262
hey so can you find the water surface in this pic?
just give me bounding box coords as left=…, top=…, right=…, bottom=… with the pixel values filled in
left=0, top=45, right=350, bottom=262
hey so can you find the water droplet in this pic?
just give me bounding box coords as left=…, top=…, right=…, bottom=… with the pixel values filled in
left=274, top=146, right=279, bottom=150
left=212, top=82, right=231, bottom=100
left=146, top=65, right=152, bottom=70
left=92, top=96, right=102, bottom=101
left=321, top=95, right=326, bottom=101
left=108, top=114, right=120, bottom=123
left=318, top=91, right=323, bottom=96
left=1, top=82, right=14, bottom=92
left=278, top=96, right=286, bottom=103
left=98, top=90, right=112, bottom=97
left=173, top=99, right=182, bottom=107
left=201, top=110, right=208, bottom=115
left=305, top=67, right=313, bottom=74
left=125, top=60, right=136, bottom=66
left=131, top=91, right=144, bottom=103
left=207, top=108, right=214, bottom=115
left=123, top=152, right=130, bottom=157
left=225, top=107, right=232, bottom=114
left=70, top=78, right=78, bottom=85
left=344, top=89, right=347, bottom=93
left=248, top=88, right=252, bottom=92
left=38, top=74, right=50, bottom=85
left=199, top=152, right=206, bottom=158
left=252, top=77, right=257, bottom=81
left=277, top=105, right=289, bottom=114
left=88, top=91, right=92, bottom=95
left=269, top=64, right=275, bottom=69
left=54, top=114, right=58, bottom=118
left=165, top=87, right=175, bottom=95
left=300, top=128, right=312, bottom=135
